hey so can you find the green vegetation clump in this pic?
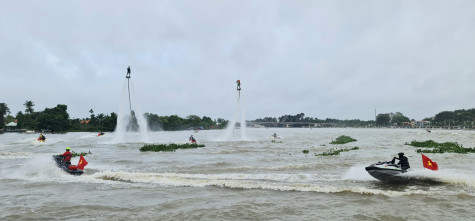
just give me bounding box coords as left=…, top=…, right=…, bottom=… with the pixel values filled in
left=330, top=135, right=357, bottom=144
left=71, top=151, right=89, bottom=157
left=315, top=147, right=359, bottom=156
left=405, top=140, right=475, bottom=154
left=140, top=143, right=205, bottom=152
left=302, top=149, right=309, bottom=154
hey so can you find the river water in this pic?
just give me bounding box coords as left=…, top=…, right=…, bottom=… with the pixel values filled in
left=1, top=128, right=474, bottom=220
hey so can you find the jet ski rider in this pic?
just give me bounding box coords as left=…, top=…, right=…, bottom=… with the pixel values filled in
left=39, top=133, right=46, bottom=141
left=63, top=147, right=72, bottom=165
left=391, top=152, right=410, bottom=170
left=189, top=135, right=196, bottom=143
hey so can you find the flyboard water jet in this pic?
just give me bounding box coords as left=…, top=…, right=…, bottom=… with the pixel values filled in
left=223, top=80, right=247, bottom=140
left=124, top=66, right=139, bottom=131
left=114, top=66, right=149, bottom=142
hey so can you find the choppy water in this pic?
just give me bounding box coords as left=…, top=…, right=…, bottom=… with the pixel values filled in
left=1, top=128, right=474, bottom=220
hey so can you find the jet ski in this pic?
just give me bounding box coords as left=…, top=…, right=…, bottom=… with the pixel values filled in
left=365, top=161, right=408, bottom=183
left=52, top=155, right=84, bottom=176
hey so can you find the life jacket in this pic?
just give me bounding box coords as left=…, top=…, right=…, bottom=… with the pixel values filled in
left=398, top=156, right=410, bottom=170
left=63, top=151, right=72, bottom=162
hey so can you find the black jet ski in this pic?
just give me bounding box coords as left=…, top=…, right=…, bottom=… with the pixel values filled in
left=365, top=161, right=408, bottom=183
left=52, top=155, right=84, bottom=176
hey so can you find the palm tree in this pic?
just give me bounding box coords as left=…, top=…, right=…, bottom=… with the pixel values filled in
left=0, top=103, right=10, bottom=128
left=24, top=100, right=35, bottom=114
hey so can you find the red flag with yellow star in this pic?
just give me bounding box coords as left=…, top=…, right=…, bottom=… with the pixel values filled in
left=77, top=155, right=88, bottom=170
left=421, top=154, right=438, bottom=171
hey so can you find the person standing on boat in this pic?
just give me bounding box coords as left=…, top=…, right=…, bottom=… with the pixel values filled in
left=63, top=147, right=72, bottom=165
left=391, top=152, right=410, bottom=170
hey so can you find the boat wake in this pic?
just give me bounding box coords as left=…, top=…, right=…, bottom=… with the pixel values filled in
left=90, top=171, right=440, bottom=197
left=345, top=165, right=475, bottom=187
left=406, top=169, right=475, bottom=187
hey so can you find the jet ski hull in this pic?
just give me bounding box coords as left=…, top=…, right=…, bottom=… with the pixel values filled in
left=52, top=155, right=84, bottom=176
left=365, top=162, right=407, bottom=183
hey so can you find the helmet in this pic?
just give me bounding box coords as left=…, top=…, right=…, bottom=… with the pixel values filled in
left=66, top=147, right=71, bottom=151
left=398, top=152, right=404, bottom=156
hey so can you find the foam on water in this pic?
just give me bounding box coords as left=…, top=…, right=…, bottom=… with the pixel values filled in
left=0, top=154, right=76, bottom=182
left=0, top=152, right=32, bottom=160
left=221, top=91, right=248, bottom=141
left=88, top=171, right=440, bottom=197
left=407, top=169, right=475, bottom=188
left=2, top=129, right=475, bottom=220
left=114, top=78, right=150, bottom=143
left=31, top=140, right=48, bottom=146
left=342, top=164, right=475, bottom=188
left=342, top=165, right=375, bottom=181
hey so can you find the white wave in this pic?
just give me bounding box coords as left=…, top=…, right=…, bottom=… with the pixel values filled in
left=74, top=133, right=100, bottom=139
left=342, top=165, right=375, bottom=181
left=407, top=169, right=475, bottom=188
left=31, top=140, right=47, bottom=146
left=0, top=152, right=32, bottom=159
left=91, top=171, right=434, bottom=197
left=0, top=155, right=76, bottom=182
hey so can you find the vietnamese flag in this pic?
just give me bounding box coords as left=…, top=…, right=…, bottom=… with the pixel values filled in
left=421, top=154, right=438, bottom=171
left=77, top=155, right=88, bottom=170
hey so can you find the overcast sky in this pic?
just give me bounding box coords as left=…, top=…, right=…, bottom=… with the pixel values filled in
left=1, top=0, right=474, bottom=121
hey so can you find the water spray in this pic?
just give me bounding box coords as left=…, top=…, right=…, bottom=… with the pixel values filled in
left=223, top=80, right=247, bottom=140
left=114, top=66, right=150, bottom=142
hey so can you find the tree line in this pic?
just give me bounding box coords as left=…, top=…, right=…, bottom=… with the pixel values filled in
left=0, top=101, right=228, bottom=132
left=252, top=113, right=376, bottom=127
left=375, top=112, right=411, bottom=127
left=253, top=109, right=475, bottom=128
left=145, top=113, right=228, bottom=131
left=426, top=108, right=475, bottom=128
left=2, top=101, right=474, bottom=131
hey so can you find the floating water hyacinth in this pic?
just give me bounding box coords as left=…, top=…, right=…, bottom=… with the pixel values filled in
left=315, top=147, right=359, bottom=156
left=140, top=143, right=205, bottom=152
left=405, top=140, right=475, bottom=154
left=330, top=135, right=357, bottom=145
left=71, top=151, right=89, bottom=157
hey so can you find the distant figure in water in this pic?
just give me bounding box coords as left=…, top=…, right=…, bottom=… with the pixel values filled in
left=426, top=128, right=431, bottom=133
left=391, top=152, right=410, bottom=170
left=272, top=132, right=277, bottom=138
left=189, top=135, right=196, bottom=143
left=236, top=80, right=241, bottom=90
left=98, top=131, right=105, bottom=136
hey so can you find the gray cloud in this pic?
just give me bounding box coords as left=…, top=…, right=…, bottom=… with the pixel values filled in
left=1, top=0, right=474, bottom=121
